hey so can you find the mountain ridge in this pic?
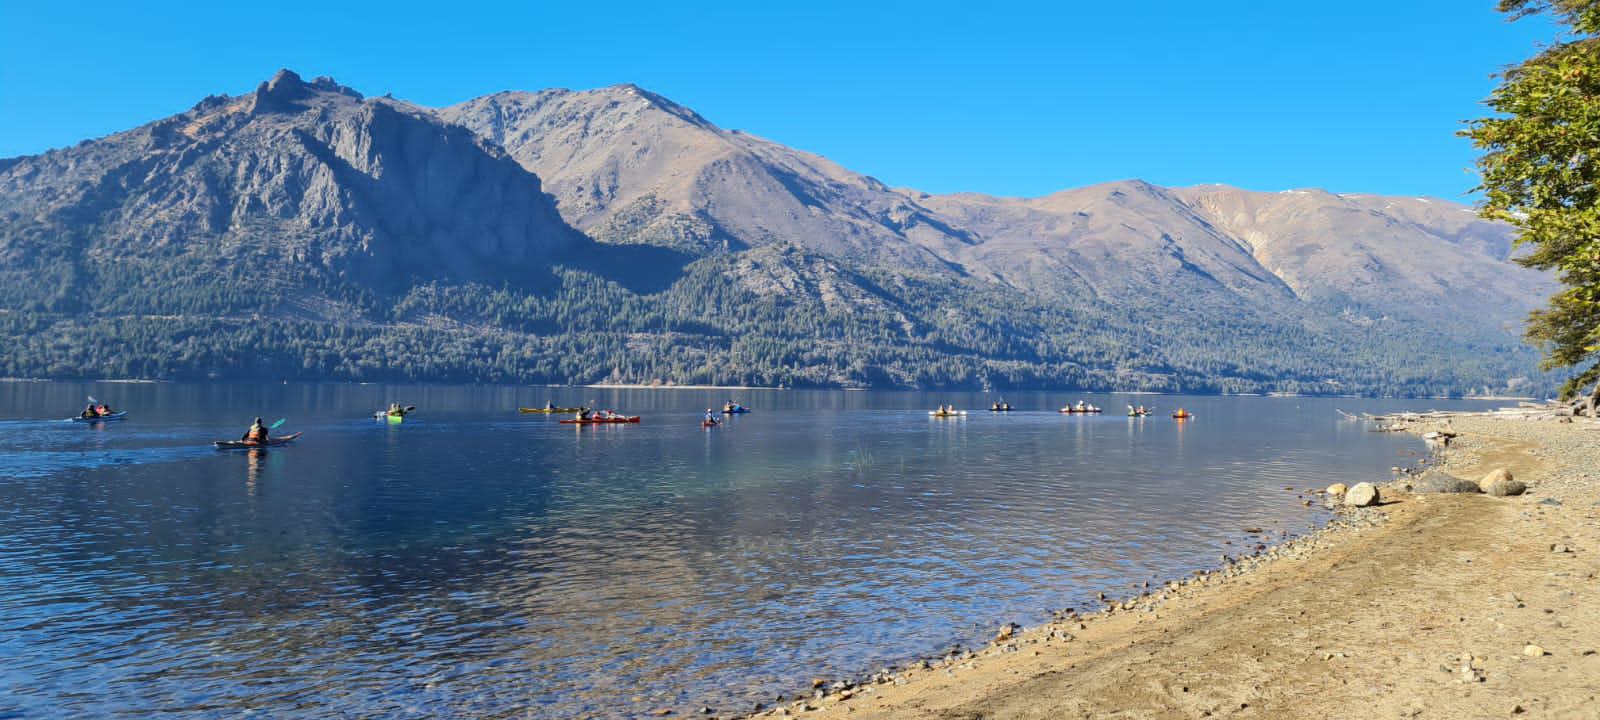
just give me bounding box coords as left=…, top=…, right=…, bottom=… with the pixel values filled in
left=0, top=70, right=1555, bottom=395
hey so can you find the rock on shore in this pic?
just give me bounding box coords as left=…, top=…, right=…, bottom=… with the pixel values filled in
left=1412, top=469, right=1482, bottom=494
left=1344, top=482, right=1380, bottom=507
left=1479, top=468, right=1526, bottom=496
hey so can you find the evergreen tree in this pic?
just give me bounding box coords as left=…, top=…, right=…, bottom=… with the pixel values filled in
left=1468, top=0, right=1600, bottom=415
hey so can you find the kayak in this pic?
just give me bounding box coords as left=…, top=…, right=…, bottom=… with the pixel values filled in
left=520, top=407, right=586, bottom=414
left=1172, top=413, right=1195, bottom=420
left=1059, top=408, right=1103, bottom=414
left=990, top=407, right=1013, bottom=412
left=722, top=407, right=751, bottom=414
left=559, top=416, right=641, bottom=425
left=703, top=419, right=720, bottom=428
left=375, top=413, right=404, bottom=423
left=1128, top=412, right=1151, bottom=417
left=214, top=432, right=303, bottom=450
left=70, top=412, right=127, bottom=423
left=929, top=410, right=967, bottom=417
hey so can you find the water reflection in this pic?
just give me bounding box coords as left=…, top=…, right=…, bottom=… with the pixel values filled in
left=0, top=384, right=1502, bottom=718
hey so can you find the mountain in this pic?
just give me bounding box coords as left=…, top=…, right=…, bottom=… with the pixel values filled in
left=442, top=89, right=1540, bottom=324
left=0, top=71, right=1555, bottom=395
left=439, top=86, right=976, bottom=270
left=0, top=69, right=576, bottom=315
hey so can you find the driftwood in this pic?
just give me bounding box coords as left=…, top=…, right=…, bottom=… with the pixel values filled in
left=1360, top=399, right=1595, bottom=427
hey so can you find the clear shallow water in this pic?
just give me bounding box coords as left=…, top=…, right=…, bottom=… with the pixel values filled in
left=0, top=383, right=1498, bottom=717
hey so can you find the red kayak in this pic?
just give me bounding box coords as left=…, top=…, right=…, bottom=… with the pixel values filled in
left=214, top=432, right=303, bottom=449
left=559, top=416, right=641, bottom=425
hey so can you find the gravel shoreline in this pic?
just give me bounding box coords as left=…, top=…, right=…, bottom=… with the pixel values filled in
left=725, top=415, right=1600, bottom=719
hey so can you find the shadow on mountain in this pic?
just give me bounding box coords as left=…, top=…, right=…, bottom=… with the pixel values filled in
left=561, top=242, right=694, bottom=295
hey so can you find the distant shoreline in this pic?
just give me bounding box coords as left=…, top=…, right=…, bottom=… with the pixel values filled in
left=0, top=377, right=164, bottom=384
left=0, top=377, right=1542, bottom=401
left=583, top=383, right=787, bottom=391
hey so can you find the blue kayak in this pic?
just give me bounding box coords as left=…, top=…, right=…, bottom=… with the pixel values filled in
left=70, top=412, right=127, bottom=423
left=722, top=407, right=751, bottom=414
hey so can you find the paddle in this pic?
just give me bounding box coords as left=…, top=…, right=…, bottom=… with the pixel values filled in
left=269, top=418, right=287, bottom=430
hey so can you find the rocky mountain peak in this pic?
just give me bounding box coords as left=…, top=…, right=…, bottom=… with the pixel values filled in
left=605, top=83, right=713, bottom=129
left=248, top=69, right=364, bottom=114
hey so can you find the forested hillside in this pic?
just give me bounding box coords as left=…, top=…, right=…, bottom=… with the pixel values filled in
left=0, top=71, right=1554, bottom=396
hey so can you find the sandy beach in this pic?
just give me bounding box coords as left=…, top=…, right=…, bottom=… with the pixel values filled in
left=760, top=415, right=1600, bottom=719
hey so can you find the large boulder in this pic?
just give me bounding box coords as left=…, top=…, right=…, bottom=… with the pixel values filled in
left=1344, top=482, right=1380, bottom=507
left=1412, top=469, right=1482, bottom=494
left=1479, top=468, right=1526, bottom=497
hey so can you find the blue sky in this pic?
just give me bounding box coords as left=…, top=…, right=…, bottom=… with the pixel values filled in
left=0, top=1, right=1556, bottom=199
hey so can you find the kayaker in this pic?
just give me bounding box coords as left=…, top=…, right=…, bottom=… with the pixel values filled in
left=242, top=418, right=269, bottom=444
left=95, top=403, right=113, bottom=416
left=706, top=408, right=717, bottom=423
left=544, top=401, right=557, bottom=411
left=81, top=404, right=98, bottom=419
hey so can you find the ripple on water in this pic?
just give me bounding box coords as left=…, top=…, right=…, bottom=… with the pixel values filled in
left=0, top=391, right=1451, bottom=718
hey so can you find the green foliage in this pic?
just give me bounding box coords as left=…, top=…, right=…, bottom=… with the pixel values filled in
left=1467, top=0, right=1600, bottom=402
left=0, top=241, right=1549, bottom=396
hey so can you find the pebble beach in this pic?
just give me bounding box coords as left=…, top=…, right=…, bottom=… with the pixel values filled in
left=749, top=414, right=1600, bottom=719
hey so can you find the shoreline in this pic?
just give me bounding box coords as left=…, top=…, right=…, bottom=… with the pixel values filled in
left=737, top=414, right=1600, bottom=719
left=581, top=383, right=786, bottom=391
left=0, top=377, right=1541, bottom=401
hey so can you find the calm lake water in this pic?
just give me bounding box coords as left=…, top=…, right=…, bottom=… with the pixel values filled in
left=0, top=383, right=1499, bottom=717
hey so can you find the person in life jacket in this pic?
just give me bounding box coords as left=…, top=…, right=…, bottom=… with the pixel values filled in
left=242, top=417, right=269, bottom=443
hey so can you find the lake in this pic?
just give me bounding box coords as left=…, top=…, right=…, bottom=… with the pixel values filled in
left=0, top=383, right=1496, bottom=717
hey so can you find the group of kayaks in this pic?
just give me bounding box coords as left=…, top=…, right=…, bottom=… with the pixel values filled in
left=941, top=402, right=1195, bottom=419
left=68, top=406, right=306, bottom=450
left=517, top=401, right=754, bottom=428
left=519, top=404, right=643, bottom=424
left=64, top=395, right=1195, bottom=454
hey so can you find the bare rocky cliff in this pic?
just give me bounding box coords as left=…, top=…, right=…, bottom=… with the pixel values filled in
left=0, top=70, right=577, bottom=302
